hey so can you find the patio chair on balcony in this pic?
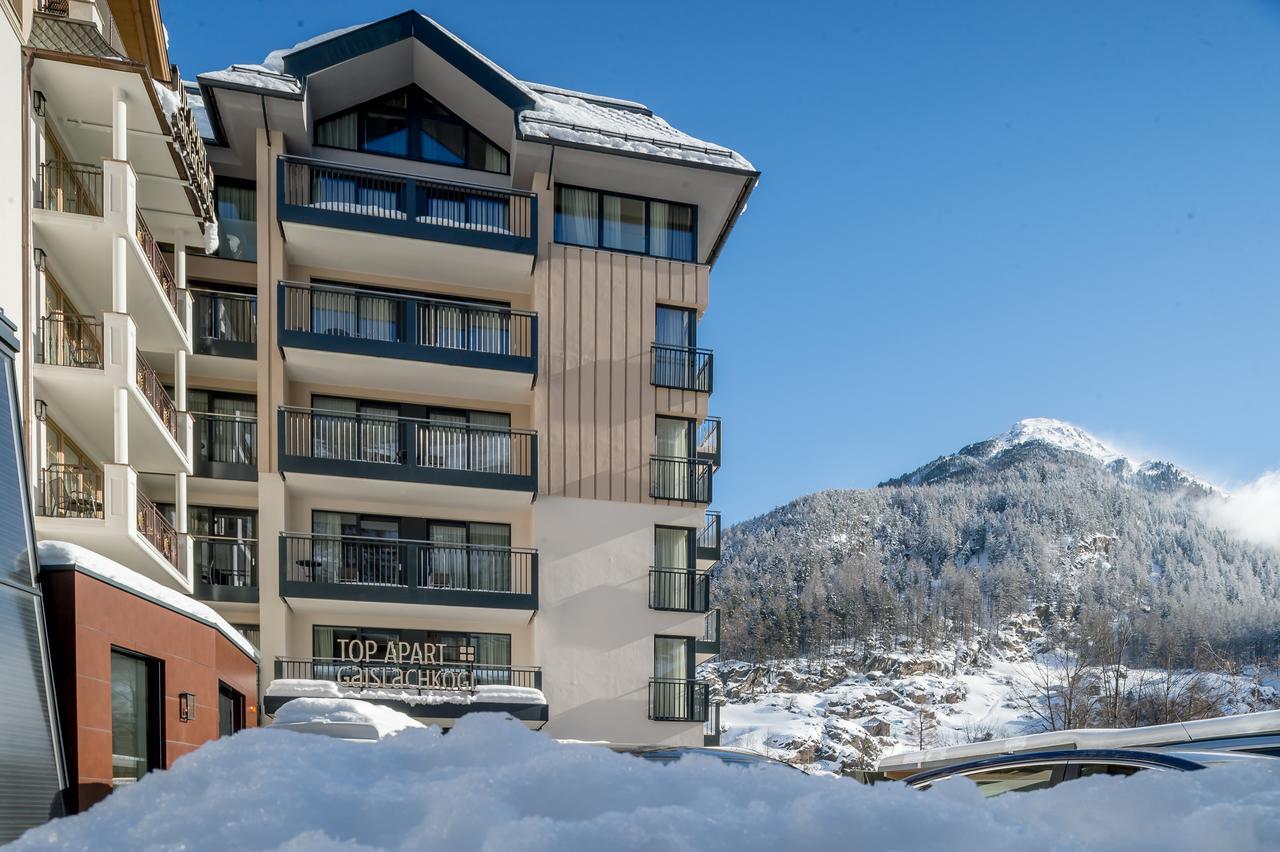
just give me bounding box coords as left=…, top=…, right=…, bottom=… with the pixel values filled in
left=57, top=489, right=102, bottom=518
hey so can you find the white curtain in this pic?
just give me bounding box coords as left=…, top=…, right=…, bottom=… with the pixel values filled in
left=557, top=187, right=597, bottom=246
left=469, top=523, right=512, bottom=592
left=316, top=112, right=357, bottom=149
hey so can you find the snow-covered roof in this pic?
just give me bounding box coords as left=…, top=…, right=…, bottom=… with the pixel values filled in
left=195, top=13, right=754, bottom=172
left=38, top=540, right=257, bottom=660
left=182, top=82, right=214, bottom=141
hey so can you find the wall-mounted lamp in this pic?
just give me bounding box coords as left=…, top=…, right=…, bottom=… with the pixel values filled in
left=33, top=399, right=47, bottom=422
left=33, top=91, right=46, bottom=117
left=32, top=248, right=46, bottom=271
left=179, top=692, right=196, bottom=722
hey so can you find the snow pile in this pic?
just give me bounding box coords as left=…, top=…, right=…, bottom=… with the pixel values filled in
left=272, top=697, right=424, bottom=737
left=267, top=678, right=546, bottom=707
left=198, top=64, right=303, bottom=95
left=37, top=541, right=256, bottom=659
left=12, top=713, right=1280, bottom=851
left=261, top=22, right=370, bottom=72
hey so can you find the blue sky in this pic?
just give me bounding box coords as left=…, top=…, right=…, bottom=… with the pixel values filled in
left=166, top=1, right=1280, bottom=524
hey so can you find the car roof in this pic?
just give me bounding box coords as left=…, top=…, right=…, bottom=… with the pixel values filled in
left=904, top=748, right=1206, bottom=787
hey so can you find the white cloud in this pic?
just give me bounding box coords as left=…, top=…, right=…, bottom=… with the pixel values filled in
left=1199, top=471, right=1280, bottom=549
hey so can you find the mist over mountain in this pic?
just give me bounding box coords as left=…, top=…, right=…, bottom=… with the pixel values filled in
left=715, top=418, right=1280, bottom=667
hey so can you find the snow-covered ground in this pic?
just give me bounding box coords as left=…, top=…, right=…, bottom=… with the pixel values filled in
left=711, top=616, right=1280, bottom=775
left=12, top=710, right=1280, bottom=851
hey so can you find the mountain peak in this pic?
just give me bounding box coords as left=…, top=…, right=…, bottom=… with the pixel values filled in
left=986, top=418, right=1126, bottom=467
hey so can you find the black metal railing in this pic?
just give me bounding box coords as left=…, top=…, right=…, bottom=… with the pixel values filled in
left=34, top=160, right=103, bottom=216
left=699, top=609, right=721, bottom=655
left=280, top=280, right=536, bottom=361
left=135, top=211, right=178, bottom=308
left=37, top=312, right=103, bottom=368
left=193, top=411, right=257, bottom=466
left=37, top=463, right=103, bottom=519
left=649, top=568, right=710, bottom=613
left=193, top=289, right=257, bottom=348
left=137, top=491, right=181, bottom=567
left=279, top=406, right=536, bottom=486
left=278, top=155, right=536, bottom=248
left=697, top=416, right=721, bottom=468
left=650, top=456, right=712, bottom=503
left=275, top=657, right=542, bottom=693
left=648, top=678, right=710, bottom=722
left=651, top=343, right=713, bottom=393
left=281, top=532, right=536, bottom=596
left=698, top=511, right=721, bottom=561
left=135, top=351, right=180, bottom=443
left=193, top=535, right=257, bottom=589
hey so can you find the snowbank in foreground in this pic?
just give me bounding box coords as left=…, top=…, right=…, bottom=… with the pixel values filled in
left=12, top=713, right=1280, bottom=851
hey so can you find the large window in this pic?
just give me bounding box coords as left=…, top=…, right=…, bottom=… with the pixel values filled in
left=315, top=86, right=509, bottom=174
left=110, top=650, right=161, bottom=787
left=554, top=185, right=696, bottom=261
left=212, top=179, right=256, bottom=261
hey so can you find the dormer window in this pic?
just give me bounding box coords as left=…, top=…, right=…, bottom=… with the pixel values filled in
left=314, top=86, right=509, bottom=174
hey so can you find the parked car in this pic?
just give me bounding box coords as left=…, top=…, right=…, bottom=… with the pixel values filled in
left=904, top=748, right=1271, bottom=797
left=608, top=744, right=798, bottom=770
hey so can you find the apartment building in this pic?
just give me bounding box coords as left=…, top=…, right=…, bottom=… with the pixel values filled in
left=19, top=8, right=756, bottom=747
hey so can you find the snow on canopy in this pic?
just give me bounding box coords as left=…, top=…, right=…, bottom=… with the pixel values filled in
left=266, top=678, right=546, bottom=707
left=37, top=540, right=256, bottom=660
left=9, top=712, right=1280, bottom=851
left=271, top=697, right=425, bottom=738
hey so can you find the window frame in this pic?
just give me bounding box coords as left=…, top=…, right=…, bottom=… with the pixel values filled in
left=108, top=647, right=164, bottom=786
left=313, top=85, right=511, bottom=175
left=554, top=183, right=698, bottom=262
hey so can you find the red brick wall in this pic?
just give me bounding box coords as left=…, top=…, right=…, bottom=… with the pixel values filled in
left=42, top=568, right=258, bottom=812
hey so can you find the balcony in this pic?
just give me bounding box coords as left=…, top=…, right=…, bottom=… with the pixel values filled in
left=278, top=407, right=536, bottom=507
left=697, top=609, right=721, bottom=659
left=266, top=657, right=547, bottom=723
left=35, top=463, right=193, bottom=591
left=276, top=155, right=537, bottom=290
left=192, top=289, right=257, bottom=360
left=192, top=412, right=257, bottom=481
left=35, top=312, right=189, bottom=475
left=650, top=457, right=712, bottom=503
left=652, top=343, right=713, bottom=393
left=648, top=678, right=710, bottom=723
left=697, top=416, right=722, bottom=469
left=697, top=511, right=721, bottom=562
left=193, top=535, right=258, bottom=605
left=32, top=160, right=188, bottom=352
left=648, top=568, right=710, bottom=613
left=278, top=281, right=536, bottom=403
left=279, top=533, right=537, bottom=616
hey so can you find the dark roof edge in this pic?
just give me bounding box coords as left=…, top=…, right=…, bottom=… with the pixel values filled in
left=519, top=134, right=759, bottom=178
left=706, top=174, right=759, bottom=268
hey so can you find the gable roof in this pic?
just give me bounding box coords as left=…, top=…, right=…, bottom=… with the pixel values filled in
left=196, top=11, right=754, bottom=174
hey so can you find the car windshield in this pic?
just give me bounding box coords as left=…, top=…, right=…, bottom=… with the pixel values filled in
left=944, top=765, right=1057, bottom=798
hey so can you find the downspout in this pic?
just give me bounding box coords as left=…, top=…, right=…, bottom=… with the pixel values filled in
left=20, top=50, right=35, bottom=436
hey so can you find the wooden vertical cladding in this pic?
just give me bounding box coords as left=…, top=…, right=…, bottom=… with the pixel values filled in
left=538, top=244, right=710, bottom=504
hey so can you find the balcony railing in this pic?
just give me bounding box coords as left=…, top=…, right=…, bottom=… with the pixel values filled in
left=135, top=211, right=178, bottom=308
left=193, top=535, right=257, bottom=603
left=34, top=160, right=103, bottom=216
left=648, top=678, right=710, bottom=723
left=275, top=657, right=542, bottom=693
left=649, top=568, right=710, bottom=613
left=192, top=412, right=256, bottom=479
left=697, top=416, right=721, bottom=468
left=277, top=155, right=537, bottom=254
left=193, top=289, right=257, bottom=358
left=135, top=351, right=180, bottom=443
left=652, top=343, right=713, bottom=393
left=37, top=312, right=103, bottom=369
left=698, top=609, right=721, bottom=656
left=37, top=463, right=103, bottom=519
left=35, top=0, right=126, bottom=56
left=280, top=532, right=537, bottom=609
left=157, top=76, right=216, bottom=223
left=136, top=491, right=180, bottom=567
left=697, top=511, right=721, bottom=562
left=279, top=406, right=537, bottom=492
left=650, top=456, right=712, bottom=503
left=279, top=280, right=537, bottom=372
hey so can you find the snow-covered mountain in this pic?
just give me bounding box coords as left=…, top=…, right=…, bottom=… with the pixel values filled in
left=882, top=417, right=1217, bottom=497
left=710, top=417, right=1280, bottom=770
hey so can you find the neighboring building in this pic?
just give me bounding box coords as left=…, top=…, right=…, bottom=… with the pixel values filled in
left=39, top=540, right=257, bottom=814
left=14, top=7, right=755, bottom=749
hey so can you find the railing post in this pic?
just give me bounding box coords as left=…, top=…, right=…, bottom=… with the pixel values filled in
left=400, top=418, right=415, bottom=467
